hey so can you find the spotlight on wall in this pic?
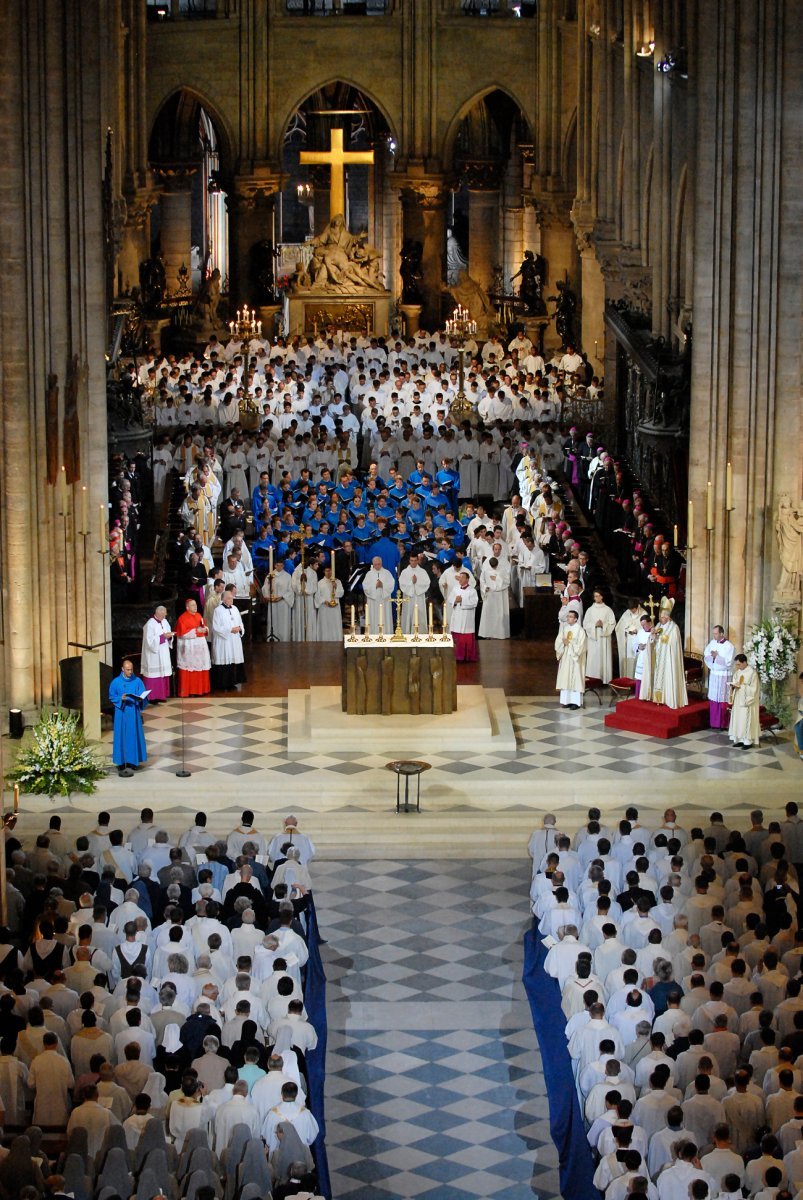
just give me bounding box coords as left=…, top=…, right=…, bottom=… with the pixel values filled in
left=636, top=41, right=655, bottom=57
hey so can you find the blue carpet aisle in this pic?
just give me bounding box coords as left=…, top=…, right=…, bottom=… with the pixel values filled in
left=313, top=859, right=561, bottom=1200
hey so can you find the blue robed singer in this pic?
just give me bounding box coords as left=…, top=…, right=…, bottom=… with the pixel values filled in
left=109, top=658, right=149, bottom=776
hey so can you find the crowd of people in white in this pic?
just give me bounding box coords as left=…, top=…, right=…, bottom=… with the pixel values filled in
left=0, top=809, right=325, bottom=1200
left=530, top=803, right=803, bottom=1200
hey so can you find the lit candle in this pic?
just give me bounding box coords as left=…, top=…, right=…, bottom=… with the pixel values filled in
left=81, top=485, right=88, bottom=532
left=706, top=481, right=714, bottom=530
left=726, top=461, right=733, bottom=511
left=687, top=499, right=694, bottom=550
left=379, top=608, right=384, bottom=635
left=428, top=601, right=434, bottom=634
left=99, top=503, right=106, bottom=554
left=331, top=550, right=336, bottom=576
left=673, top=523, right=678, bottom=547
left=365, top=610, right=371, bottom=636
left=13, top=784, right=19, bottom=814
left=59, top=465, right=67, bottom=514
left=351, top=604, right=355, bottom=633
left=414, top=606, right=419, bottom=634
left=268, top=546, right=274, bottom=574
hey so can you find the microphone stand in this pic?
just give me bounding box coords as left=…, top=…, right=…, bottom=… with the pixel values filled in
left=266, top=570, right=279, bottom=643
left=176, top=694, right=191, bottom=778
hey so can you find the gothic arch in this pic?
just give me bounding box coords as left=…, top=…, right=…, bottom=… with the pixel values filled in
left=148, top=86, right=235, bottom=178
left=276, top=77, right=398, bottom=161
left=442, top=85, right=534, bottom=173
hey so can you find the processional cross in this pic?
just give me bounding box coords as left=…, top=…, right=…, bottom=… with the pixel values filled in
left=644, top=594, right=659, bottom=622
left=299, top=128, right=375, bottom=221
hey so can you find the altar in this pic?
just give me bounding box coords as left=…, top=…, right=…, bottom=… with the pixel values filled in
left=342, top=633, right=457, bottom=716
left=283, top=289, right=394, bottom=338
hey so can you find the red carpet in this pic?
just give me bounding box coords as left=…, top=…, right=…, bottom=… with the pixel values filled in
left=604, top=697, right=710, bottom=739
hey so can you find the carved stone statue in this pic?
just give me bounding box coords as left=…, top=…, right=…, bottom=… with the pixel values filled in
left=193, top=267, right=221, bottom=329
left=511, top=250, right=547, bottom=315
left=291, top=213, right=385, bottom=295
left=447, top=270, right=497, bottom=330
left=775, top=494, right=803, bottom=598
left=446, top=228, right=467, bottom=287
left=400, top=238, right=424, bottom=304
left=548, top=278, right=578, bottom=348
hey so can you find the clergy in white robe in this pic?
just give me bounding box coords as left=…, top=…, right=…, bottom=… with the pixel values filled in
left=615, top=601, right=646, bottom=677
left=222, top=442, right=249, bottom=500
left=214, top=1083, right=261, bottom=1152
left=703, top=626, right=735, bottom=728
left=582, top=593, right=616, bottom=683
left=66, top=1092, right=121, bottom=1157
left=291, top=562, right=319, bottom=641
left=362, top=557, right=395, bottom=633
left=555, top=611, right=587, bottom=708
left=651, top=604, right=688, bottom=708
left=211, top=588, right=246, bottom=691
left=632, top=617, right=655, bottom=699
left=140, top=606, right=174, bottom=701
left=512, top=534, right=547, bottom=606
left=314, top=569, right=344, bottom=640
left=152, top=439, right=174, bottom=506
left=263, top=1086, right=320, bottom=1154
left=478, top=558, right=510, bottom=639
left=728, top=656, right=760, bottom=747
left=262, top=560, right=294, bottom=641
left=398, top=554, right=430, bottom=634
left=28, top=1040, right=75, bottom=1126
left=0, top=1052, right=28, bottom=1125
left=448, top=573, right=479, bottom=662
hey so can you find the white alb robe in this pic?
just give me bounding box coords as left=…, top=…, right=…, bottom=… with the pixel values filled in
left=615, top=606, right=646, bottom=677
left=478, top=562, right=510, bottom=639
left=398, top=564, right=430, bottom=633
left=291, top=565, right=319, bottom=641
left=582, top=603, right=616, bottom=683
left=447, top=583, right=478, bottom=633
left=263, top=568, right=294, bottom=641
left=728, top=664, right=760, bottom=746
left=651, top=619, right=688, bottom=708
left=263, top=1098, right=319, bottom=1154
left=211, top=603, right=245, bottom=666
left=314, top=577, right=344, bottom=640
left=362, top=566, right=395, bottom=632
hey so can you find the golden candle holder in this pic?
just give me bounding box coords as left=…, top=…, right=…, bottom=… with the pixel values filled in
left=391, top=595, right=410, bottom=641
left=440, top=617, right=451, bottom=642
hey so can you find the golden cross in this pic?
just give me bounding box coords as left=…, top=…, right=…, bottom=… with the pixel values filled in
left=299, top=128, right=374, bottom=222
left=644, top=594, right=659, bottom=621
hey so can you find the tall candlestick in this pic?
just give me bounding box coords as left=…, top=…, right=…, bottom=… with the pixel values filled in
left=99, top=503, right=106, bottom=553
left=59, top=465, right=67, bottom=514
left=414, top=606, right=419, bottom=634
left=13, top=784, right=19, bottom=814
left=673, top=523, right=678, bottom=546
left=268, top=546, right=274, bottom=574
left=80, top=485, right=88, bottom=532
left=706, top=481, right=714, bottom=530
left=331, top=550, right=336, bottom=576
left=379, top=609, right=384, bottom=635
left=726, top=461, right=733, bottom=511
left=428, top=601, right=434, bottom=634
left=351, top=604, right=355, bottom=634
left=687, top=500, right=694, bottom=550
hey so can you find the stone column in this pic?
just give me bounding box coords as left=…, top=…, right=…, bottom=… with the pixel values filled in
left=155, top=171, right=196, bottom=295
left=118, top=190, right=157, bottom=296
left=533, top=193, right=577, bottom=350
left=463, top=163, right=503, bottom=293
left=688, top=0, right=802, bottom=654
left=501, top=146, right=526, bottom=289
left=398, top=179, right=449, bottom=331
left=227, top=174, right=284, bottom=308
left=575, top=228, right=606, bottom=371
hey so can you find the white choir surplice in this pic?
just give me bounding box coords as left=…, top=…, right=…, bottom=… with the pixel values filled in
left=211, top=603, right=245, bottom=667
left=140, top=616, right=173, bottom=681
left=703, top=637, right=735, bottom=703
left=614, top=605, right=645, bottom=676
left=291, top=565, right=318, bottom=641
left=555, top=624, right=587, bottom=707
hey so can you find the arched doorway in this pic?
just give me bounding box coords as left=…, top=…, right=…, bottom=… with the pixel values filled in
left=148, top=90, right=231, bottom=295
left=277, top=82, right=394, bottom=289
left=447, top=90, right=534, bottom=299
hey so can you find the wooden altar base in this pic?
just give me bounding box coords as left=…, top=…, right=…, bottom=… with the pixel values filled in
left=604, top=698, right=711, bottom=739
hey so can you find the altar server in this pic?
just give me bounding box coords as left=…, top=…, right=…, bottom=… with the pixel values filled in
left=398, top=552, right=430, bottom=634
left=212, top=585, right=246, bottom=691
left=478, top=557, right=510, bottom=639
left=314, top=565, right=344, bottom=640
left=704, top=623, right=735, bottom=729
left=582, top=590, right=616, bottom=683
left=291, top=556, right=319, bottom=641
left=555, top=609, right=587, bottom=709
left=140, top=605, right=174, bottom=701
left=728, top=653, right=760, bottom=748
left=449, top=571, right=479, bottom=662
left=262, top=559, right=294, bottom=642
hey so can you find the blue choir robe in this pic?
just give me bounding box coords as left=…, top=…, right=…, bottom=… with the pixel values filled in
left=371, top=536, right=401, bottom=575
left=109, top=672, right=148, bottom=766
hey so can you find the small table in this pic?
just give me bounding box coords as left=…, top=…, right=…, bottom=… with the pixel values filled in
left=386, top=760, right=431, bottom=813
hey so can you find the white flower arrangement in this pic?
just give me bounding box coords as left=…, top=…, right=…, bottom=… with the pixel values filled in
left=7, top=710, right=106, bottom=796
left=745, top=616, right=799, bottom=725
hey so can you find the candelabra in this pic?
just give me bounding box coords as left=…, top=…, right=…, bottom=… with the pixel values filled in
left=445, top=304, right=478, bottom=422
left=228, top=305, right=263, bottom=416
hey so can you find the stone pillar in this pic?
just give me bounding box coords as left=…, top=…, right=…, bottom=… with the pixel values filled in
left=398, top=179, right=449, bottom=331
left=227, top=174, right=284, bottom=309
left=156, top=172, right=196, bottom=295
left=467, top=189, right=500, bottom=294
left=688, top=0, right=802, bottom=654
left=575, top=230, right=606, bottom=371
left=533, top=193, right=577, bottom=351
left=118, top=190, right=157, bottom=296
left=501, top=147, right=525, bottom=289
left=0, top=0, right=115, bottom=717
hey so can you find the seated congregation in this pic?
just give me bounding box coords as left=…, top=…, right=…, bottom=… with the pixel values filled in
left=0, top=809, right=326, bottom=1200
left=529, top=804, right=803, bottom=1200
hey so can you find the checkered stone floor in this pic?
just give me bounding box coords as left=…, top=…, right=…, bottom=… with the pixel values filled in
left=314, top=859, right=560, bottom=1200
left=107, top=694, right=796, bottom=784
